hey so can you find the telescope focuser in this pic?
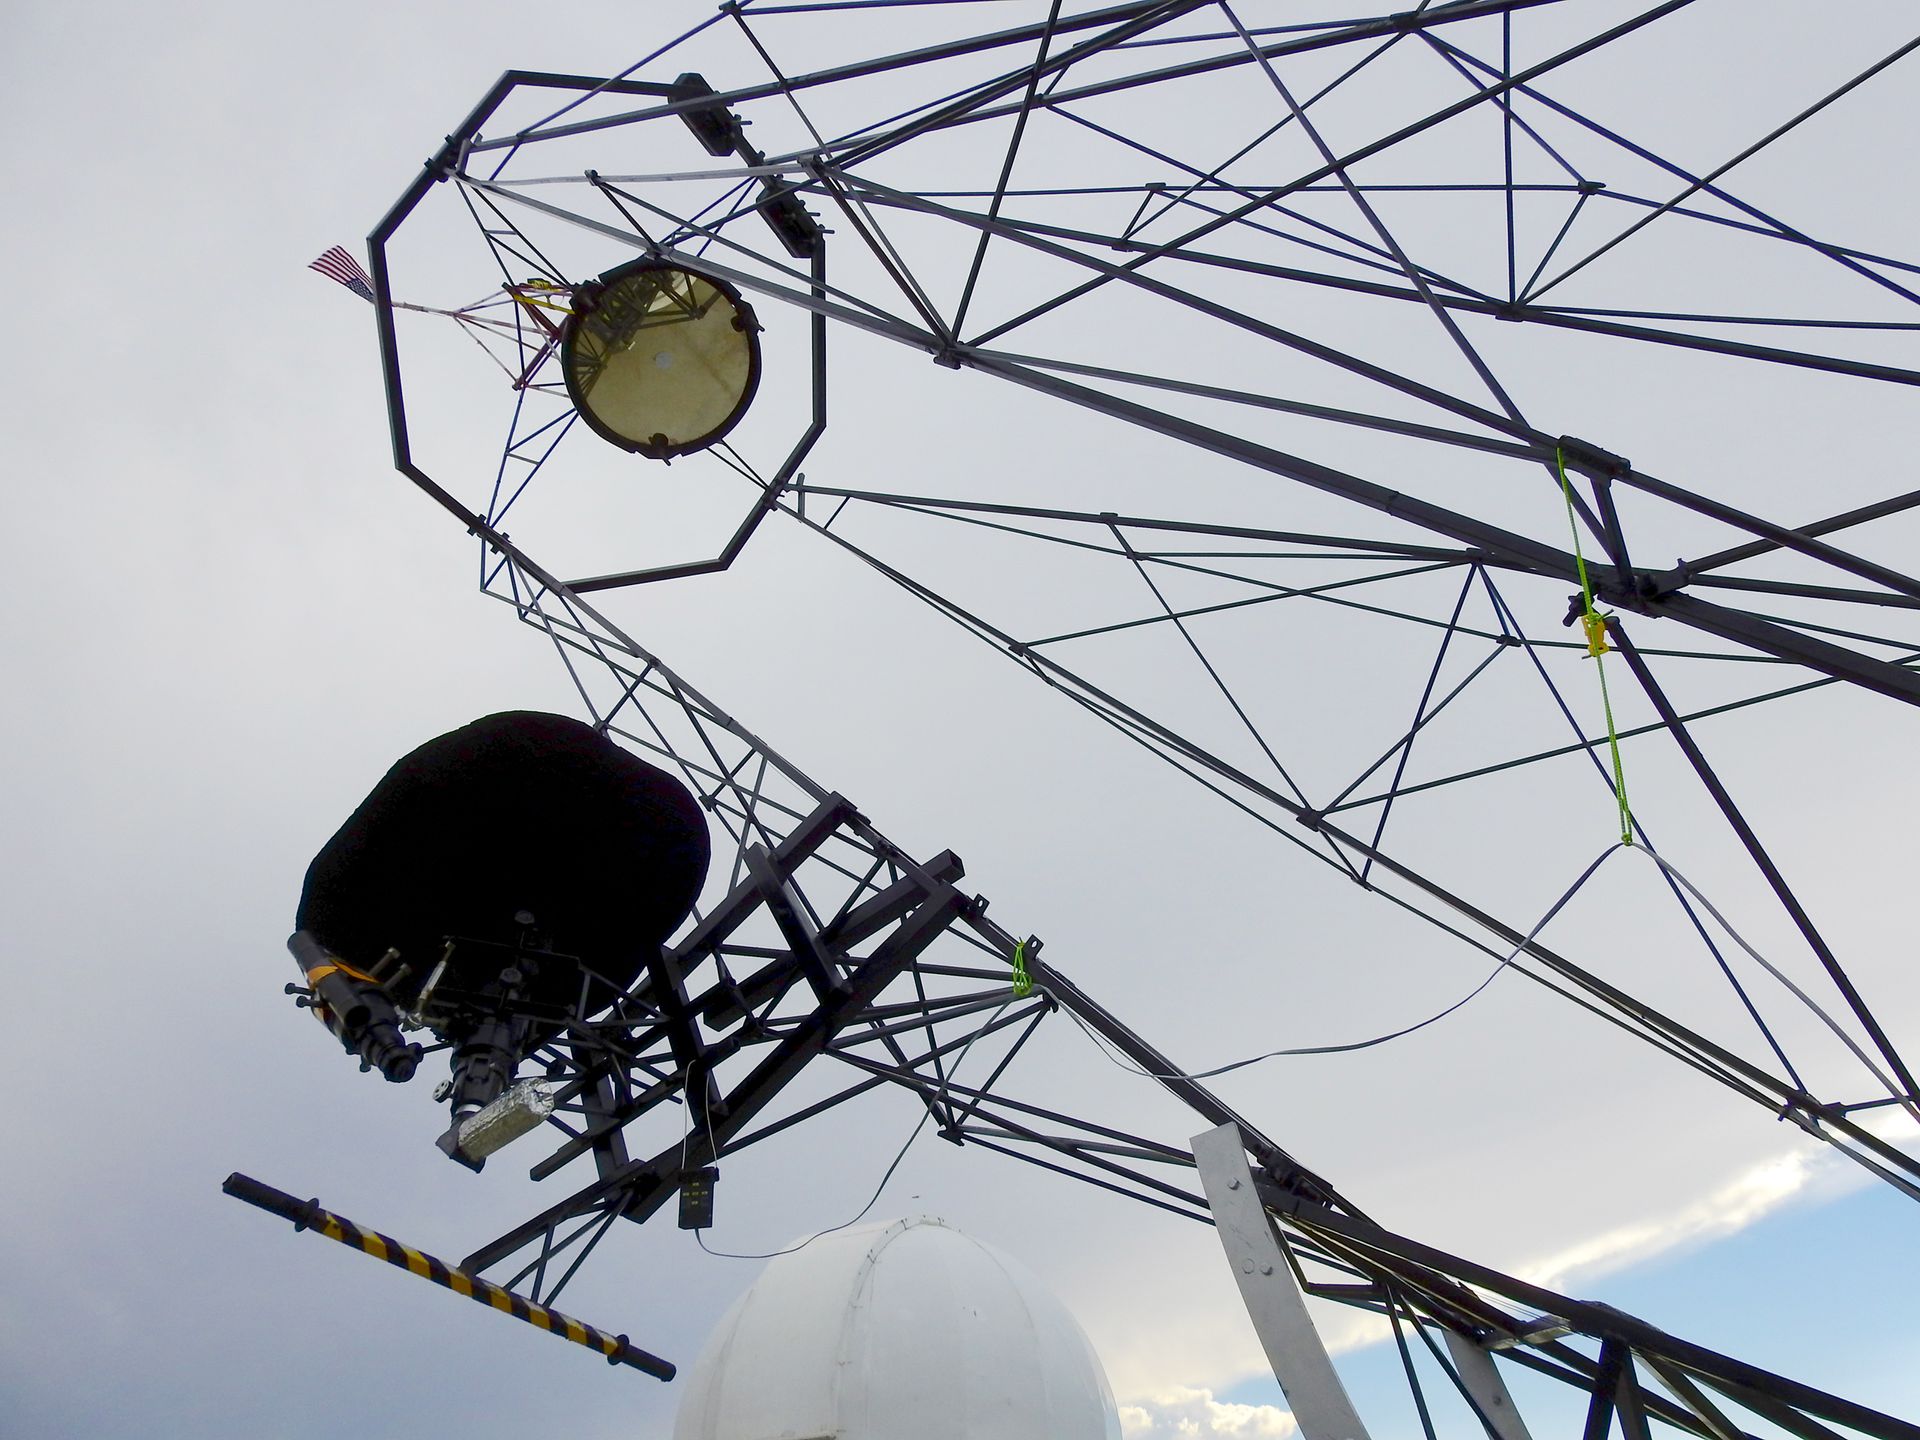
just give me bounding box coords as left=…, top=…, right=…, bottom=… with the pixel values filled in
left=287, top=930, right=421, bottom=1083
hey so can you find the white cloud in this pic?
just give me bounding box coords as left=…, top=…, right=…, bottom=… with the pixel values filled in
left=1120, top=1386, right=1297, bottom=1439
left=1516, top=1110, right=1918, bottom=1295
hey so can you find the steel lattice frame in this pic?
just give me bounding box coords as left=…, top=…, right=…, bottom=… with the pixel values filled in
left=330, top=4, right=1920, bottom=1438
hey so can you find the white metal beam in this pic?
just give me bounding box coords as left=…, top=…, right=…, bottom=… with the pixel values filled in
left=1191, top=1122, right=1371, bottom=1440
left=1442, top=1329, right=1536, bottom=1440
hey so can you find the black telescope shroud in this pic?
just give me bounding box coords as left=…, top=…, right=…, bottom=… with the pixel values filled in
left=296, top=711, right=710, bottom=1022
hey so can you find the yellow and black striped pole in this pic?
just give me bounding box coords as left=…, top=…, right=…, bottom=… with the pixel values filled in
left=222, top=1172, right=675, bottom=1381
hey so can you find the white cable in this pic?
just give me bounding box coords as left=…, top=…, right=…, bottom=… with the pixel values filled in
left=1057, top=843, right=1627, bottom=1082
left=688, top=998, right=1016, bottom=1261
left=1634, top=846, right=1920, bottom=1128
left=1053, top=838, right=1919, bottom=1131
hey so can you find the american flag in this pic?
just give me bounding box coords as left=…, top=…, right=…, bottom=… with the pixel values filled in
left=309, top=244, right=375, bottom=302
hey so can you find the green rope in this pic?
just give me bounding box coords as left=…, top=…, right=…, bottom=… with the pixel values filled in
left=1557, top=445, right=1634, bottom=847
left=1010, top=940, right=1034, bottom=998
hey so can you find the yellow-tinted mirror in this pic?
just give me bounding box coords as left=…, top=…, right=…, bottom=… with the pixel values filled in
left=563, top=261, right=761, bottom=459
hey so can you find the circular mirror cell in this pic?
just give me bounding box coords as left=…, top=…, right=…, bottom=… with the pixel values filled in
left=562, top=261, right=761, bottom=459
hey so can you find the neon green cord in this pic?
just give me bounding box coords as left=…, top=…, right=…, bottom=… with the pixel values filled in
left=1557, top=445, right=1634, bottom=847
left=1010, top=940, right=1033, bottom=998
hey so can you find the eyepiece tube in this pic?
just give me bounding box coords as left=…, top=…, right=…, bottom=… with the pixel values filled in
left=286, top=931, right=421, bottom=1083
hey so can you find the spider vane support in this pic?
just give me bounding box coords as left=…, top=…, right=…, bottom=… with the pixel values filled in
left=280, top=3, right=1920, bottom=1434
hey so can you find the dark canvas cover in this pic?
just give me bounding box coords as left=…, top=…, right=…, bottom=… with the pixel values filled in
left=296, top=711, right=710, bottom=1016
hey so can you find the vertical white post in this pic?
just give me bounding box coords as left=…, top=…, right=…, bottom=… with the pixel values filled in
left=1441, top=1331, right=1535, bottom=1440
left=1191, top=1123, right=1372, bottom=1440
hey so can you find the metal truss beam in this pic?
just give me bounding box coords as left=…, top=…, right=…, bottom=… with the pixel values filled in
left=1258, top=1177, right=1920, bottom=1440
left=435, top=802, right=1917, bottom=1439
left=449, top=166, right=1920, bottom=705
left=1193, top=1122, right=1373, bottom=1440
left=331, top=28, right=1920, bottom=1436
left=463, top=818, right=973, bottom=1275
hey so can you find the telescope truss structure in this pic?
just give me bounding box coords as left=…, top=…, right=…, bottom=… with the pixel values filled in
left=398, top=557, right=1919, bottom=1440
left=316, top=4, right=1920, bottom=1439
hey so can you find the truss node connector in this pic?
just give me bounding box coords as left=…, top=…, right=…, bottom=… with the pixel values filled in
left=671, top=73, right=745, bottom=158
left=753, top=169, right=822, bottom=257
left=1554, top=435, right=1632, bottom=480
left=425, top=132, right=463, bottom=182
left=1488, top=1315, right=1575, bottom=1350
left=1644, top=559, right=1694, bottom=599
left=667, top=71, right=822, bottom=259
left=755, top=175, right=820, bottom=258
left=222, top=1172, right=676, bottom=1381
left=1777, top=1089, right=1824, bottom=1124
left=1257, top=1165, right=1332, bottom=1209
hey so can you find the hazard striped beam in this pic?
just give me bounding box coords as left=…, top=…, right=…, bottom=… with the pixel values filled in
left=222, top=1172, right=675, bottom=1381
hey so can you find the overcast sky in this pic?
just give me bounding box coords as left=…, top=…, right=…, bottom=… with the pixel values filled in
left=4, top=3, right=1918, bottom=1437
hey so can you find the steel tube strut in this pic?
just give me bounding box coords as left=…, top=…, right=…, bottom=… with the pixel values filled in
left=444, top=172, right=1920, bottom=704
left=341, top=52, right=1920, bottom=1438
left=1261, top=1183, right=1920, bottom=1440
left=1609, top=623, right=1919, bottom=1106
left=959, top=350, right=1920, bottom=704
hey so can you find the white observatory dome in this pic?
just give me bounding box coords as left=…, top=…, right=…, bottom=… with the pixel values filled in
left=673, top=1215, right=1123, bottom=1440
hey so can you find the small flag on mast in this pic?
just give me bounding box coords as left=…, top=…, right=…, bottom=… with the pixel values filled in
left=310, top=245, right=375, bottom=302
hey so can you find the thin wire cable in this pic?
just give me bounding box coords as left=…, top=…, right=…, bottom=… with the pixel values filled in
left=1057, top=844, right=1627, bottom=1081
left=1638, top=848, right=1920, bottom=1124
left=1053, top=835, right=1920, bottom=1128
left=689, top=998, right=1015, bottom=1260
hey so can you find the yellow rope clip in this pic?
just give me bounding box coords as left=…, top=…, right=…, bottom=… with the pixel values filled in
left=1580, top=610, right=1614, bottom=658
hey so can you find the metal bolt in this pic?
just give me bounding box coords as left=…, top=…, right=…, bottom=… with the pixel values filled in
left=1260, top=1263, right=1274, bottom=1275
left=1241, top=1258, right=1255, bottom=1274
left=1228, top=1178, right=1241, bottom=1190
